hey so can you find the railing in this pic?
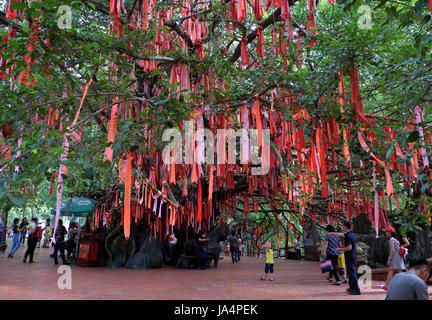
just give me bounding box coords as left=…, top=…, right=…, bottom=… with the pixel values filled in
left=244, top=246, right=304, bottom=258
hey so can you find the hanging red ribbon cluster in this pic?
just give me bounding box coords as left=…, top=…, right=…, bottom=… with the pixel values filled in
left=1, top=0, right=431, bottom=243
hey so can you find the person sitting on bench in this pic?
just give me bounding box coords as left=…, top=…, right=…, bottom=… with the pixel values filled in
left=194, top=232, right=209, bottom=270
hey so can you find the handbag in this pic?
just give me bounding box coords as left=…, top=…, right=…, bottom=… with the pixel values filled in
left=320, top=260, right=334, bottom=273
left=395, top=239, right=406, bottom=258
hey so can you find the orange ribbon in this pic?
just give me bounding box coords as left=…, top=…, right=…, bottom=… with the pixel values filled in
left=124, top=152, right=132, bottom=239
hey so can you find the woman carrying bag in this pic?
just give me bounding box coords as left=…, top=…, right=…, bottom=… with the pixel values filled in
left=23, top=218, right=44, bottom=263
left=322, top=225, right=342, bottom=286
left=379, top=226, right=408, bottom=290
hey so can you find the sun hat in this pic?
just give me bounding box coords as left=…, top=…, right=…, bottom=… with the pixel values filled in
left=383, top=226, right=395, bottom=233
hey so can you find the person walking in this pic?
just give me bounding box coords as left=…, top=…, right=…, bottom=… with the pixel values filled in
left=0, top=215, right=5, bottom=241
left=395, top=228, right=410, bottom=270
left=260, top=242, right=275, bottom=281
left=36, top=223, right=43, bottom=248
left=53, top=219, right=68, bottom=265
left=378, top=226, right=407, bottom=291
left=386, top=257, right=430, bottom=300
left=323, top=225, right=342, bottom=286
left=229, top=231, right=238, bottom=263
left=331, top=221, right=361, bottom=295
left=19, top=217, right=28, bottom=247
left=236, top=233, right=242, bottom=262
left=8, top=218, right=24, bottom=258
left=65, top=222, right=79, bottom=257
left=23, top=218, right=41, bottom=263
left=295, top=236, right=301, bottom=260
left=43, top=219, right=51, bottom=248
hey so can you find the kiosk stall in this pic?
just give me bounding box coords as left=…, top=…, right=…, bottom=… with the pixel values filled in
left=51, top=197, right=101, bottom=267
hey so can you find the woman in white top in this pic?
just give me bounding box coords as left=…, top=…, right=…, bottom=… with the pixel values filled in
left=379, top=226, right=410, bottom=290
left=236, top=234, right=242, bottom=262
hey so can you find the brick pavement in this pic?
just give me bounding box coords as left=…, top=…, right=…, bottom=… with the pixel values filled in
left=0, top=240, right=426, bottom=300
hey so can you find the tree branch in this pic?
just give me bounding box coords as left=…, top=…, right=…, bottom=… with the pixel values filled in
left=230, top=8, right=282, bottom=62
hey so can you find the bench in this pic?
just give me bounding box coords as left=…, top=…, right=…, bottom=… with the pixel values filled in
left=352, top=257, right=432, bottom=282
left=366, top=257, right=432, bottom=282
left=370, top=268, right=391, bottom=281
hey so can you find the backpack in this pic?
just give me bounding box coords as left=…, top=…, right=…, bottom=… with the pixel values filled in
left=229, top=236, right=237, bottom=248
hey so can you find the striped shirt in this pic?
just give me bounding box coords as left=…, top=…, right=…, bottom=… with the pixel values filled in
left=324, top=234, right=340, bottom=256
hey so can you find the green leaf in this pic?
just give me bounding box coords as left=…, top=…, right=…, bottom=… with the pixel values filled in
left=7, top=194, right=25, bottom=208
left=417, top=173, right=426, bottom=182
left=421, top=183, right=430, bottom=194
left=31, top=1, right=43, bottom=9
left=86, top=1, right=96, bottom=10
left=10, top=2, right=27, bottom=10
left=43, top=0, right=56, bottom=10
left=415, top=0, right=426, bottom=14
left=386, top=143, right=395, bottom=159
left=30, top=9, right=42, bottom=19
left=407, top=130, right=420, bottom=143
left=420, top=15, right=431, bottom=25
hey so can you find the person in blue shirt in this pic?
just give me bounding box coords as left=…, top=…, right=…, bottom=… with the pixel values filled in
left=323, top=225, right=342, bottom=286
left=8, top=218, right=24, bottom=258
left=0, top=215, right=4, bottom=241
left=386, top=257, right=430, bottom=300
left=330, top=220, right=361, bottom=295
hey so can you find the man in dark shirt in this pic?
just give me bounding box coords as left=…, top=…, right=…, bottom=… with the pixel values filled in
left=19, top=217, right=28, bottom=246
left=332, top=221, right=361, bottom=295
left=194, top=232, right=209, bottom=270
left=53, top=220, right=68, bottom=265
left=229, top=231, right=238, bottom=263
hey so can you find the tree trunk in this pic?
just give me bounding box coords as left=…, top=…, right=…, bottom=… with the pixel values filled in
left=0, top=209, right=9, bottom=253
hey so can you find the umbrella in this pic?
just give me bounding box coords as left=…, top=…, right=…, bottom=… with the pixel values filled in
left=51, top=197, right=95, bottom=217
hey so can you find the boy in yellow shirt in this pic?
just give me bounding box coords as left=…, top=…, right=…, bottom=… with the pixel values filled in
left=260, top=242, right=274, bottom=281
left=338, top=252, right=348, bottom=284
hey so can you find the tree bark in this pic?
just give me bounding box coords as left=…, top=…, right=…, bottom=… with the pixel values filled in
left=0, top=207, right=10, bottom=253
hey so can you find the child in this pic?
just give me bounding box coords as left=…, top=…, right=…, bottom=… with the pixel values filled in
left=43, top=220, right=51, bottom=248
left=316, top=239, right=323, bottom=261
left=261, top=242, right=274, bottom=281
left=338, top=252, right=348, bottom=284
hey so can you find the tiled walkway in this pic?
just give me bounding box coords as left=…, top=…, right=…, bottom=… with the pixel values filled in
left=0, top=241, right=423, bottom=300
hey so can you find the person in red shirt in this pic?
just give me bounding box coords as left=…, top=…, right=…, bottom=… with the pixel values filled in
left=36, top=223, right=43, bottom=248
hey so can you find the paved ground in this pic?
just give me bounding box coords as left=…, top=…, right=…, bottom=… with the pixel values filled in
left=0, top=240, right=428, bottom=300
